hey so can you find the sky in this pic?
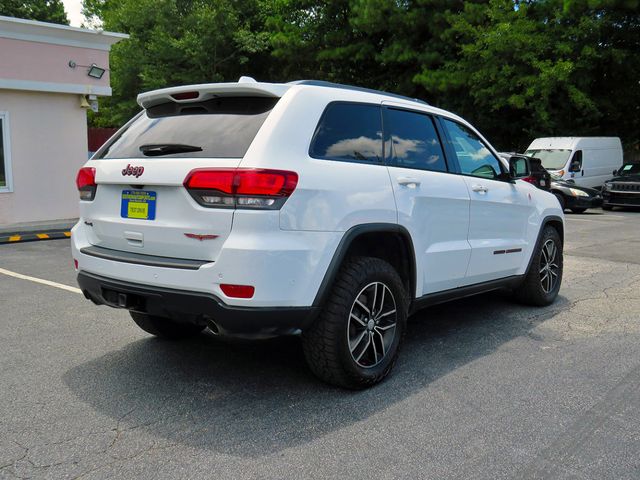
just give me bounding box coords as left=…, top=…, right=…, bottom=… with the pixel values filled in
left=62, top=0, right=83, bottom=27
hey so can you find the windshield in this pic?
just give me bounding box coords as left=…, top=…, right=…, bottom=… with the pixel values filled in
left=524, top=149, right=572, bottom=170
left=96, top=96, right=279, bottom=159
left=619, top=163, right=640, bottom=176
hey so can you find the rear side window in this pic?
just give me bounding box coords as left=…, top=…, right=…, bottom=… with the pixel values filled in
left=309, top=103, right=383, bottom=164
left=383, top=108, right=447, bottom=172
left=97, top=96, right=278, bottom=159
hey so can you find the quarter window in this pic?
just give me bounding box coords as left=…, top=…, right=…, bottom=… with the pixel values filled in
left=384, top=108, right=447, bottom=172
left=442, top=119, right=503, bottom=180
left=310, top=103, right=383, bottom=164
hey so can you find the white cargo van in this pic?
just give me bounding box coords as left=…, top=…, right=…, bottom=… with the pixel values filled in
left=525, top=137, right=622, bottom=188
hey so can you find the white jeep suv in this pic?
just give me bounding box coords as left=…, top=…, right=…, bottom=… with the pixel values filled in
left=72, top=78, right=564, bottom=389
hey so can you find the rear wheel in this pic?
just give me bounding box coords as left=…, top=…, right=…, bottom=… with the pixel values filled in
left=130, top=311, right=205, bottom=339
left=302, top=256, right=408, bottom=389
left=513, top=226, right=563, bottom=306
left=571, top=207, right=587, bottom=214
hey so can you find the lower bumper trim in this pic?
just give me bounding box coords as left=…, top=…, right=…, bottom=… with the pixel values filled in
left=77, top=271, right=317, bottom=337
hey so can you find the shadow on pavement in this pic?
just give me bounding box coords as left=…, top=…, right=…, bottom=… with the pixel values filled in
left=63, top=291, right=567, bottom=458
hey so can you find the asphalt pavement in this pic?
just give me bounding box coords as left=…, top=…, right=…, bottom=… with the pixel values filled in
left=1, top=210, right=639, bottom=479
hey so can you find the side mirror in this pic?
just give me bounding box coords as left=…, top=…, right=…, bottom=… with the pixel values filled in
left=509, top=156, right=530, bottom=178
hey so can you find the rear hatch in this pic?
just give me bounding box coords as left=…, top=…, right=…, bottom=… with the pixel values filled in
left=81, top=94, right=280, bottom=262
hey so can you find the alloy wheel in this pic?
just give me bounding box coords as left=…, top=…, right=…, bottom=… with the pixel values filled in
left=347, top=282, right=397, bottom=368
left=539, top=239, right=560, bottom=294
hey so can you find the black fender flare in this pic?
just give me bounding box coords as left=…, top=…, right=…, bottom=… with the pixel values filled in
left=311, top=223, right=417, bottom=308
left=522, top=215, right=564, bottom=279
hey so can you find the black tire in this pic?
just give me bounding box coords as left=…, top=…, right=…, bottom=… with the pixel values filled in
left=570, top=207, right=587, bottom=214
left=130, top=311, right=205, bottom=339
left=513, top=226, right=563, bottom=306
left=602, top=204, right=613, bottom=211
left=553, top=193, right=566, bottom=211
left=302, top=256, right=408, bottom=389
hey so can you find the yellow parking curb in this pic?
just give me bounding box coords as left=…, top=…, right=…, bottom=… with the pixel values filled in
left=0, top=231, right=71, bottom=244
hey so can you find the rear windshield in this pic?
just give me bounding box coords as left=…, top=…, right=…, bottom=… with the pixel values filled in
left=96, top=96, right=279, bottom=159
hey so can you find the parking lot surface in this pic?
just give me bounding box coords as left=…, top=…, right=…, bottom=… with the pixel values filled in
left=1, top=210, right=639, bottom=479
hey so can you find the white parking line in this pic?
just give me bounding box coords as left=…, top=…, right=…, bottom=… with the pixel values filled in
left=566, top=215, right=629, bottom=221
left=0, top=267, right=81, bottom=294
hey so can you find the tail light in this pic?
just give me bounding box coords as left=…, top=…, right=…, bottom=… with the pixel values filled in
left=520, top=176, right=537, bottom=185
left=184, top=168, right=298, bottom=209
left=76, top=167, right=96, bottom=201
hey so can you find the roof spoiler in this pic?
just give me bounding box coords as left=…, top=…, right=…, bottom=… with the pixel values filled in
left=137, top=78, right=290, bottom=109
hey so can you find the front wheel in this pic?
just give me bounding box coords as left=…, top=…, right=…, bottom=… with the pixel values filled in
left=130, top=311, right=205, bottom=339
left=513, top=226, right=563, bottom=306
left=302, top=256, right=408, bottom=389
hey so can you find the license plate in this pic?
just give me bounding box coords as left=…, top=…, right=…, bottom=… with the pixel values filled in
left=121, top=190, right=157, bottom=220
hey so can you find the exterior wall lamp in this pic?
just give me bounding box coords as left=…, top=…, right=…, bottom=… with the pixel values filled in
left=68, top=61, right=106, bottom=79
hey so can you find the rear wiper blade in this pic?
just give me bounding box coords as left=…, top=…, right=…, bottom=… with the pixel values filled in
left=139, top=143, right=203, bottom=156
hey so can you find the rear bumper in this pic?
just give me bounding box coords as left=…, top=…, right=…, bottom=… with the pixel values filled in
left=77, top=271, right=317, bottom=336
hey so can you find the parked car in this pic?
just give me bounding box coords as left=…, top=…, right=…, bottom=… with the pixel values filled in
left=549, top=173, right=603, bottom=213
left=499, top=153, right=551, bottom=190
left=72, top=78, right=564, bottom=389
left=602, top=163, right=640, bottom=210
left=525, top=137, right=622, bottom=189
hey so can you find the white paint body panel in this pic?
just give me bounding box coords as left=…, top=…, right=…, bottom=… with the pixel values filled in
left=388, top=167, right=471, bottom=294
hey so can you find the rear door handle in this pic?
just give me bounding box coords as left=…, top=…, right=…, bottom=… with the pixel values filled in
left=397, top=177, right=421, bottom=187
left=471, top=184, right=488, bottom=193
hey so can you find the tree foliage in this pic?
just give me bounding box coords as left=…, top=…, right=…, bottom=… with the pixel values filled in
left=87, top=0, right=640, bottom=152
left=0, top=0, right=68, bottom=24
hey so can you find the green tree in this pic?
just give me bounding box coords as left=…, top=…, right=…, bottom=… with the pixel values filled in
left=416, top=0, right=640, bottom=150
left=0, top=0, right=68, bottom=24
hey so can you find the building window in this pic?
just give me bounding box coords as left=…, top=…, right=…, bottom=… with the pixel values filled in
left=0, top=112, right=13, bottom=192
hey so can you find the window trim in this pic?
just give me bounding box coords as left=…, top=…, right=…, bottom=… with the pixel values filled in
left=0, top=111, right=14, bottom=193
left=437, top=115, right=511, bottom=183
left=308, top=101, right=385, bottom=166
left=382, top=106, right=451, bottom=174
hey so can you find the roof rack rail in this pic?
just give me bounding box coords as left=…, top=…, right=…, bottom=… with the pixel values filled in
left=288, top=80, right=428, bottom=105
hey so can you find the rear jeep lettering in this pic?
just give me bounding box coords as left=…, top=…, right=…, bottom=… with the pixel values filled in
left=122, top=164, right=145, bottom=178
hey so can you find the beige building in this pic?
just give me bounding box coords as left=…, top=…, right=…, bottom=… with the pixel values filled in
left=0, top=15, right=127, bottom=227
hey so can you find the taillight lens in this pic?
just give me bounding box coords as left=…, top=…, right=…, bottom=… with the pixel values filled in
left=76, top=167, right=96, bottom=201
left=184, top=169, right=298, bottom=209
left=521, top=176, right=537, bottom=185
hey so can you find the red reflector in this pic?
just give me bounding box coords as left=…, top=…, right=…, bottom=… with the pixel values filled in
left=76, top=167, right=96, bottom=189
left=73, top=259, right=78, bottom=270
left=184, top=169, right=298, bottom=197
left=171, top=91, right=199, bottom=100
left=220, top=284, right=255, bottom=299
